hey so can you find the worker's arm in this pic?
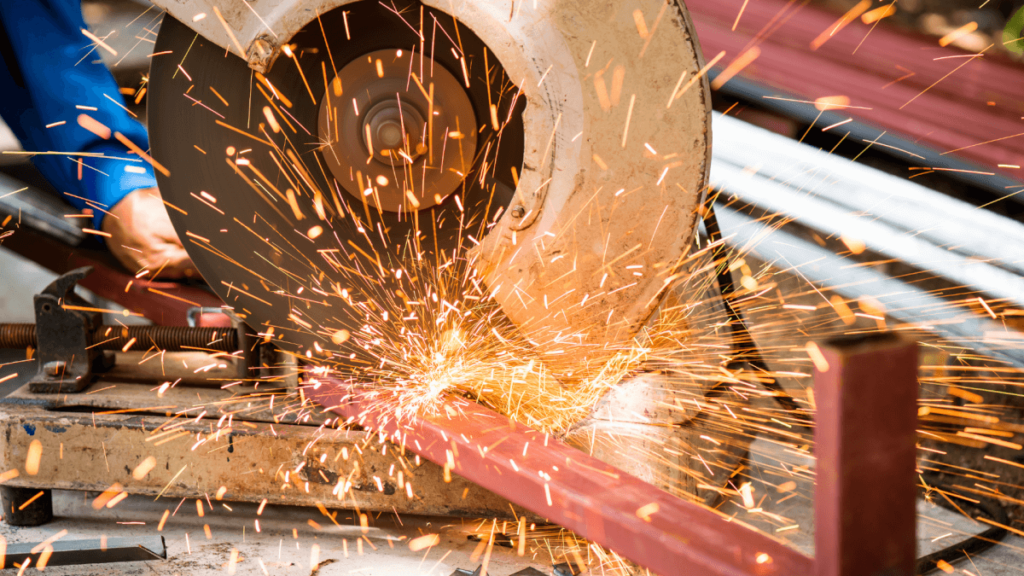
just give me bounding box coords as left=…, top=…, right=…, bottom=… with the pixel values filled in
left=0, top=0, right=192, bottom=277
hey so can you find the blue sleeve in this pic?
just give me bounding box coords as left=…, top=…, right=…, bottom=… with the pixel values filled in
left=0, top=0, right=157, bottom=229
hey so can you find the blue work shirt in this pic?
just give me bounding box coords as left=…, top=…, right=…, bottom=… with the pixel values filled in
left=0, top=0, right=157, bottom=229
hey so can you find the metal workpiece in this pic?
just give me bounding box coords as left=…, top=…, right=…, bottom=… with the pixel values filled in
left=309, top=380, right=814, bottom=576
left=305, top=331, right=928, bottom=576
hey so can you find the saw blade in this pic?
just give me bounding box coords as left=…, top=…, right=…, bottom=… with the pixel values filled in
left=148, top=3, right=524, bottom=370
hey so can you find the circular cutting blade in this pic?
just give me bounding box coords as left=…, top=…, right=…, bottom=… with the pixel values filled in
left=148, top=2, right=525, bottom=368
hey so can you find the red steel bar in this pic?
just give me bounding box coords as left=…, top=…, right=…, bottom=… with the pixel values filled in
left=309, top=380, right=814, bottom=576
left=813, top=335, right=918, bottom=576
left=1, top=227, right=223, bottom=326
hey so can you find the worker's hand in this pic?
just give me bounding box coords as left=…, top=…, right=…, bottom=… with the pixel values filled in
left=102, top=187, right=195, bottom=279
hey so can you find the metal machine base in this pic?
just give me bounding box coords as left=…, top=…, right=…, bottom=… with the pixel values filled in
left=0, top=377, right=524, bottom=524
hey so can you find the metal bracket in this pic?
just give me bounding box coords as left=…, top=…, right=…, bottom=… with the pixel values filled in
left=28, top=267, right=108, bottom=393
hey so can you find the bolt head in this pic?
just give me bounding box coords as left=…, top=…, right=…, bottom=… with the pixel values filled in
left=511, top=206, right=526, bottom=218
left=247, top=37, right=275, bottom=66
left=43, top=361, right=66, bottom=377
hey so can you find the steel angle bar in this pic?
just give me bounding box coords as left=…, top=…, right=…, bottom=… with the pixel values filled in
left=710, top=117, right=1024, bottom=309
left=713, top=205, right=1024, bottom=368
left=309, top=380, right=814, bottom=576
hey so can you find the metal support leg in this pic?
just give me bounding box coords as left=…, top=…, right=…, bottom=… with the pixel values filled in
left=1, top=486, right=53, bottom=526
left=814, top=334, right=918, bottom=576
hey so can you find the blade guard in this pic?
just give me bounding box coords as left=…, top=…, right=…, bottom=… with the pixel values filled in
left=461, top=0, right=713, bottom=383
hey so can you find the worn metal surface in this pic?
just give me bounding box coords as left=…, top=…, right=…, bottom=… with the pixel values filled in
left=468, top=0, right=711, bottom=384
left=3, top=377, right=305, bottom=420
left=0, top=396, right=522, bottom=519
left=814, top=335, right=918, bottom=576
left=2, top=536, right=165, bottom=568
left=146, top=0, right=334, bottom=73
left=310, top=380, right=814, bottom=576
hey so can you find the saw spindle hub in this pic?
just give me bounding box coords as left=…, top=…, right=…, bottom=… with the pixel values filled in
left=318, top=48, right=478, bottom=213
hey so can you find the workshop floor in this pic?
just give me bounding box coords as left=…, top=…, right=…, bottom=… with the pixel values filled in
left=0, top=492, right=546, bottom=576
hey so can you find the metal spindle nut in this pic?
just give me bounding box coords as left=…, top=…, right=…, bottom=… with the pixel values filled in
left=246, top=36, right=276, bottom=71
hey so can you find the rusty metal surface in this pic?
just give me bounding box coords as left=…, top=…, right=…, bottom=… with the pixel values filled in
left=27, top=268, right=103, bottom=393
left=309, top=380, right=814, bottom=576
left=0, top=324, right=238, bottom=353
left=814, top=335, right=919, bottom=576
left=0, top=402, right=523, bottom=519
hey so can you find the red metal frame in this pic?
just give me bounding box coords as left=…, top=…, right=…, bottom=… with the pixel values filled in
left=309, top=334, right=918, bottom=576
left=814, top=336, right=918, bottom=576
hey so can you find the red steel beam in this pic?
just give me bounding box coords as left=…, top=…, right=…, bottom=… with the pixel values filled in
left=813, top=335, right=918, bottom=576
left=309, top=380, right=814, bottom=576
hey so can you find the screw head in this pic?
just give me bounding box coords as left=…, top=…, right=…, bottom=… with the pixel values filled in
left=511, top=206, right=526, bottom=218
